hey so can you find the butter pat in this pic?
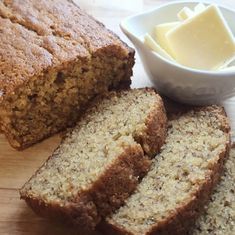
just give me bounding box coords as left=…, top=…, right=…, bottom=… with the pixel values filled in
left=177, top=3, right=206, bottom=21
left=154, top=22, right=179, bottom=56
left=178, top=4, right=206, bottom=21
left=144, top=34, right=174, bottom=61
left=166, top=5, right=235, bottom=70
left=177, top=7, right=194, bottom=20
left=194, top=3, right=206, bottom=13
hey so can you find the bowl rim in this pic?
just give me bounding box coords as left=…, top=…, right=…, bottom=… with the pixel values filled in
left=120, top=0, right=235, bottom=76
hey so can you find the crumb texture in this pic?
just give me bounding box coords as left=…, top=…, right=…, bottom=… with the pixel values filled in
left=20, top=89, right=167, bottom=230
left=106, top=106, right=230, bottom=235
left=192, top=147, right=235, bottom=235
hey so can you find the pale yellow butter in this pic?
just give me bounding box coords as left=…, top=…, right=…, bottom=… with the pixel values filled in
left=177, top=7, right=194, bottom=20
left=178, top=4, right=206, bottom=21
left=194, top=3, right=206, bottom=13
left=154, top=22, right=179, bottom=56
left=166, top=5, right=235, bottom=70
left=144, top=33, right=174, bottom=61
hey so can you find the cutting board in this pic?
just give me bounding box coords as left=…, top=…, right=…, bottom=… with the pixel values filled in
left=1, top=1, right=235, bottom=234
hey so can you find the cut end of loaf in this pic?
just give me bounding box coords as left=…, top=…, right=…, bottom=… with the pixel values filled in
left=20, top=88, right=167, bottom=230
left=0, top=0, right=135, bottom=149
left=104, top=106, right=230, bottom=235
left=0, top=49, right=134, bottom=150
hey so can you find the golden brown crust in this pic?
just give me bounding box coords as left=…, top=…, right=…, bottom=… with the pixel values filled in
left=1, top=123, right=62, bottom=150
left=140, top=92, right=167, bottom=157
left=0, top=0, right=134, bottom=102
left=100, top=106, right=231, bottom=235
left=21, top=145, right=151, bottom=232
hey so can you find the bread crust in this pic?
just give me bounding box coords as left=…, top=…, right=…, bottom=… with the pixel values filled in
left=100, top=106, right=231, bottom=235
left=0, top=0, right=134, bottom=103
left=136, top=89, right=167, bottom=157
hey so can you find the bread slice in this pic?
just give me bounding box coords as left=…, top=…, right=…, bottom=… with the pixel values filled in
left=20, top=88, right=167, bottom=232
left=101, top=106, right=230, bottom=235
left=0, top=0, right=134, bottom=150
left=191, top=145, right=235, bottom=235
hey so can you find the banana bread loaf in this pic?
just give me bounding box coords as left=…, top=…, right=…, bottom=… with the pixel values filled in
left=102, top=106, right=230, bottom=235
left=20, top=88, right=167, bottom=232
left=0, top=0, right=134, bottom=149
left=191, top=145, right=235, bottom=235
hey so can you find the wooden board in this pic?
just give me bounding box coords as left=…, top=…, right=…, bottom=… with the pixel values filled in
left=0, top=1, right=235, bottom=234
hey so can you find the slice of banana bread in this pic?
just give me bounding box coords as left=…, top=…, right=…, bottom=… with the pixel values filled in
left=0, top=0, right=134, bottom=150
left=20, top=88, right=167, bottom=232
left=102, top=106, right=230, bottom=235
left=191, top=145, right=235, bottom=235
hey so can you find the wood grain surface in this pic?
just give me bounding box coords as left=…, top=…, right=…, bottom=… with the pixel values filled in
left=0, top=1, right=234, bottom=235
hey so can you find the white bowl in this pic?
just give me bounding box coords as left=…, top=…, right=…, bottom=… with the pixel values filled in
left=120, top=1, right=235, bottom=105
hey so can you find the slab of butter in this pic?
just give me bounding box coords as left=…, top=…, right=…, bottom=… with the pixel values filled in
left=166, top=5, right=235, bottom=70
left=154, top=22, right=179, bottom=56
left=144, top=33, right=174, bottom=61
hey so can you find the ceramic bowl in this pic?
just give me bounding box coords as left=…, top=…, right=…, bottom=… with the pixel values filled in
left=120, top=1, right=235, bottom=105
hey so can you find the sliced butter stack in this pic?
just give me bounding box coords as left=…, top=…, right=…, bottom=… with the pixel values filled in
left=167, top=5, right=235, bottom=70
left=144, top=3, right=235, bottom=71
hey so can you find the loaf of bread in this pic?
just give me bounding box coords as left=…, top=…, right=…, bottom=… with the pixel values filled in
left=102, top=106, right=230, bottom=235
left=20, top=89, right=167, bottom=232
left=0, top=0, right=134, bottom=149
left=191, top=145, right=235, bottom=235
